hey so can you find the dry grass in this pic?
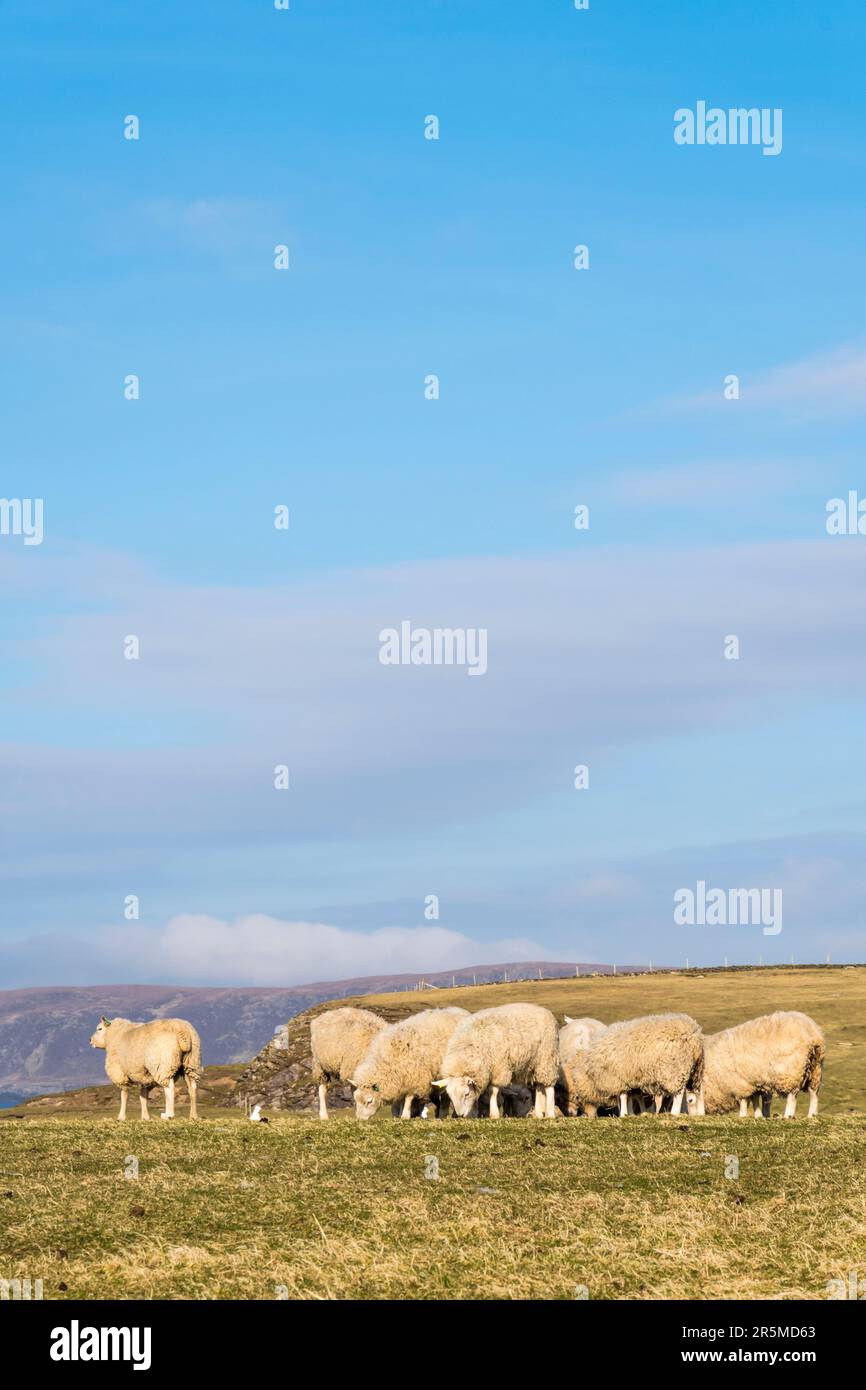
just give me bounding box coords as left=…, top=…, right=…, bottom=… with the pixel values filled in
left=1, top=965, right=863, bottom=1300
left=1, top=1111, right=864, bottom=1300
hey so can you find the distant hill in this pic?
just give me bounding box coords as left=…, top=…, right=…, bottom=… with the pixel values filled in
left=0, top=961, right=606, bottom=1095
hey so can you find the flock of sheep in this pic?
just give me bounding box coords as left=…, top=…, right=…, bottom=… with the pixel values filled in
left=88, top=999, right=826, bottom=1124
left=313, top=1002, right=826, bottom=1122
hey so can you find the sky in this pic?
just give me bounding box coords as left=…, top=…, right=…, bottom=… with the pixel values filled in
left=2, top=0, right=866, bottom=986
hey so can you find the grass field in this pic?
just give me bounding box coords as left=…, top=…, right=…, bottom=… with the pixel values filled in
left=1, top=965, right=864, bottom=1300
left=1, top=1112, right=864, bottom=1300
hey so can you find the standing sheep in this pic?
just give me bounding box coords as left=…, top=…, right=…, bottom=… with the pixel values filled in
left=310, top=1006, right=388, bottom=1120
left=687, top=1011, right=825, bottom=1119
left=582, top=1013, right=705, bottom=1117
left=435, top=1003, right=560, bottom=1119
left=352, top=1007, right=469, bottom=1119
left=89, top=1016, right=202, bottom=1121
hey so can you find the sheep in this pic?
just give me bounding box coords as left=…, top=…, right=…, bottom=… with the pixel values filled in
left=434, top=1002, right=560, bottom=1119
left=559, top=1044, right=621, bottom=1117
left=559, top=1017, right=608, bottom=1115
left=686, top=1011, right=825, bottom=1119
left=352, top=1007, right=469, bottom=1119
left=89, top=1016, right=202, bottom=1121
left=561, top=1016, right=607, bottom=1048
left=477, top=1083, right=534, bottom=1118
left=310, top=1006, right=388, bottom=1120
left=581, top=1012, right=705, bottom=1117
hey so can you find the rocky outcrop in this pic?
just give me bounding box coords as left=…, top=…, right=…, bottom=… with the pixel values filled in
left=229, top=1000, right=415, bottom=1112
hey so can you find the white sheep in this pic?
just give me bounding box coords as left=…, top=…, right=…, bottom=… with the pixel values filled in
left=562, top=1016, right=607, bottom=1048
left=89, top=1016, right=202, bottom=1121
left=687, top=1011, right=825, bottom=1119
left=581, top=1012, right=705, bottom=1117
left=435, top=1002, right=560, bottom=1119
left=559, top=1017, right=607, bottom=1115
left=352, top=1007, right=469, bottom=1119
left=310, top=1006, right=388, bottom=1120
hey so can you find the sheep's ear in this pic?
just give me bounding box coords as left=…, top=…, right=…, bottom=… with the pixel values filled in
left=564, top=1015, right=574, bottom=1024
left=100, top=1016, right=111, bottom=1026
left=431, top=1079, right=448, bottom=1088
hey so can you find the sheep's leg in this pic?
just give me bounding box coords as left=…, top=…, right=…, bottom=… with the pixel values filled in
left=739, top=1097, right=749, bottom=1117
left=160, top=1077, right=175, bottom=1120
left=401, top=1094, right=414, bottom=1119
left=187, top=1075, right=198, bottom=1120
left=807, top=1087, right=819, bottom=1118
left=654, top=1094, right=664, bottom=1114
left=117, top=1085, right=128, bottom=1122
left=318, top=1083, right=329, bottom=1121
left=670, top=1089, right=685, bottom=1116
left=139, top=1086, right=151, bottom=1121
left=490, top=1086, right=501, bottom=1120
left=695, top=1088, right=706, bottom=1117
left=784, top=1091, right=797, bottom=1119
left=619, top=1092, right=629, bottom=1118
left=761, top=1093, right=771, bottom=1119
left=532, top=1085, right=544, bottom=1119
left=544, top=1085, right=556, bottom=1119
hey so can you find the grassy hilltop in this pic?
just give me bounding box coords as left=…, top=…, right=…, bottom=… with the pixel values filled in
left=1, top=965, right=864, bottom=1300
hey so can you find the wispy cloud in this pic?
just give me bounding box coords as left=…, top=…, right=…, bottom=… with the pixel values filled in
left=0, top=914, right=554, bottom=988
left=658, top=345, right=866, bottom=421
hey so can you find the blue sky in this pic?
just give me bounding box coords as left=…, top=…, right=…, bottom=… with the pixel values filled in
left=2, top=1, right=866, bottom=985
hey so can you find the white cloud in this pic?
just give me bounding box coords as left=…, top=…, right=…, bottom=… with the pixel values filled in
left=64, top=914, right=554, bottom=987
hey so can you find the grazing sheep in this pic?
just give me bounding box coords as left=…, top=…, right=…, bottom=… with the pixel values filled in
left=478, top=1083, right=534, bottom=1119
left=562, top=1016, right=607, bottom=1048
left=89, top=1016, right=202, bottom=1121
left=582, top=1013, right=705, bottom=1117
left=559, top=1044, right=620, bottom=1118
left=559, top=1018, right=608, bottom=1115
left=310, top=1006, right=388, bottom=1120
left=435, top=1003, right=560, bottom=1119
left=352, top=1007, right=469, bottom=1119
left=687, top=1011, right=825, bottom=1119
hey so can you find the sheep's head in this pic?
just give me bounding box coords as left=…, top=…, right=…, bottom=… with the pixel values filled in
left=440, top=1075, right=479, bottom=1117
left=90, top=1016, right=111, bottom=1049
left=685, top=1090, right=699, bottom=1115
left=352, top=1080, right=383, bottom=1120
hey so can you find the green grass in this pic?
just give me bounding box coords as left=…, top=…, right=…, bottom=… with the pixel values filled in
left=1, top=1112, right=864, bottom=1300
